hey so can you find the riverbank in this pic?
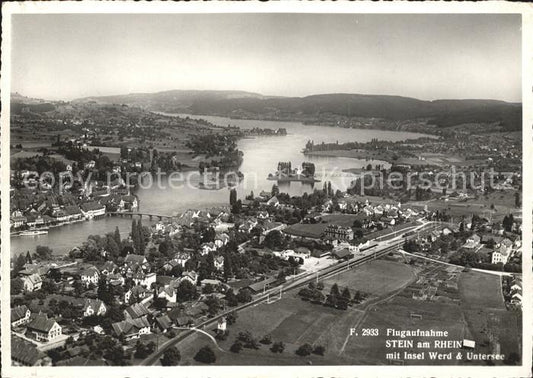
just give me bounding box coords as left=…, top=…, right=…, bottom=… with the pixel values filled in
left=173, top=111, right=442, bottom=136
left=304, top=149, right=399, bottom=164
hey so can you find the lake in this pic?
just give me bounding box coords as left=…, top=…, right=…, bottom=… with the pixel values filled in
left=11, top=115, right=433, bottom=257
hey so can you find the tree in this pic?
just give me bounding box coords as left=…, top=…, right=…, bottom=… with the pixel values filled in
left=194, top=346, right=216, bottom=364
left=25, top=251, right=33, bottom=265
left=338, top=287, right=351, bottom=309
left=225, top=289, right=239, bottom=307
left=35, top=245, right=53, bottom=260
left=230, top=340, right=243, bottom=353
left=176, top=280, right=198, bottom=302
left=226, top=311, right=238, bottom=325
left=270, top=341, right=285, bottom=353
left=231, top=199, right=242, bottom=214
left=12, top=253, right=27, bottom=278
left=313, top=345, right=326, bottom=356
left=131, top=220, right=140, bottom=253
left=330, top=283, right=340, bottom=298
left=341, top=287, right=351, bottom=302
left=502, top=214, right=514, bottom=232
left=204, top=295, right=222, bottom=316
left=260, top=334, right=272, bottom=345
left=97, top=278, right=115, bottom=305
left=295, top=343, right=313, bottom=356
left=237, top=331, right=259, bottom=349
left=134, top=341, right=156, bottom=359
left=514, top=192, right=521, bottom=208
left=263, top=230, right=285, bottom=249
left=202, top=227, right=216, bottom=243
left=160, top=346, right=181, bottom=366
left=326, top=283, right=341, bottom=307
left=113, top=227, right=122, bottom=250
left=236, top=288, right=252, bottom=303
left=137, top=220, right=146, bottom=253
left=223, top=253, right=234, bottom=279
left=106, top=235, right=120, bottom=261
left=203, top=283, right=214, bottom=295
left=229, top=188, right=237, bottom=206
left=41, top=279, right=58, bottom=294
left=11, top=278, right=24, bottom=295
left=271, top=184, right=279, bottom=197
left=153, top=297, right=168, bottom=310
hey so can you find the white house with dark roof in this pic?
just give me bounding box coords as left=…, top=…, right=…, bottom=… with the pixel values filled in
left=463, top=234, right=481, bottom=249
left=80, top=202, right=106, bottom=219
left=158, top=285, right=177, bottom=303
left=132, top=272, right=156, bottom=288
left=491, top=245, right=512, bottom=264
left=124, top=302, right=151, bottom=320
left=111, top=316, right=151, bottom=340
left=26, top=315, right=62, bottom=342
left=21, top=273, right=42, bottom=292
left=83, top=299, right=107, bottom=317
left=80, top=267, right=100, bottom=287
left=124, top=285, right=150, bottom=304
left=11, top=305, right=31, bottom=327
left=180, top=270, right=198, bottom=285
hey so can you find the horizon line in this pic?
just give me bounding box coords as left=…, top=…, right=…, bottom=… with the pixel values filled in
left=11, top=89, right=522, bottom=105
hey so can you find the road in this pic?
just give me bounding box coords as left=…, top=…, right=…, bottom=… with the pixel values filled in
left=141, top=220, right=438, bottom=365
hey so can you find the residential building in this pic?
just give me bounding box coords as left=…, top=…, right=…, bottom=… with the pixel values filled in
left=324, top=224, right=354, bottom=241
left=11, top=305, right=31, bottom=327
left=26, top=315, right=62, bottom=342
left=80, top=202, right=106, bottom=219
left=132, top=272, right=156, bottom=288
left=217, top=317, right=227, bottom=333
left=463, top=234, right=481, bottom=249
left=124, top=302, right=151, bottom=320
left=80, top=267, right=100, bottom=287
left=21, top=273, right=42, bottom=292
left=111, top=316, right=151, bottom=340
left=83, top=299, right=107, bottom=317
left=180, top=270, right=198, bottom=285
left=11, top=336, right=50, bottom=366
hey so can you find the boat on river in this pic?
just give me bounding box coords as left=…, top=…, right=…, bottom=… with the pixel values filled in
left=19, top=228, right=49, bottom=236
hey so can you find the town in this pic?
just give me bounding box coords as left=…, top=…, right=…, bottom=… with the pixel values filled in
left=4, top=9, right=528, bottom=376
left=10, top=165, right=522, bottom=366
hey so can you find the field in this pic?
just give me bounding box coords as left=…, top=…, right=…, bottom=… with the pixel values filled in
left=170, top=260, right=521, bottom=366
left=283, top=214, right=361, bottom=239
left=408, top=193, right=520, bottom=222
left=458, top=272, right=521, bottom=362
left=349, top=267, right=521, bottom=365
left=321, top=259, right=415, bottom=300
left=173, top=260, right=415, bottom=365
left=282, top=213, right=384, bottom=239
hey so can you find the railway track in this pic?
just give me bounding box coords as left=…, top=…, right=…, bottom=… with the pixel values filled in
left=142, top=229, right=428, bottom=365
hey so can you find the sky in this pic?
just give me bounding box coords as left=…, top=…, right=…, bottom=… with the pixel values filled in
left=11, top=13, right=522, bottom=102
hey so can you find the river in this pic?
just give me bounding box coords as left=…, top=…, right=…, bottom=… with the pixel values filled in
left=11, top=115, right=433, bottom=257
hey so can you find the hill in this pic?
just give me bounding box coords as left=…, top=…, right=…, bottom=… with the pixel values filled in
left=71, top=90, right=521, bottom=132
